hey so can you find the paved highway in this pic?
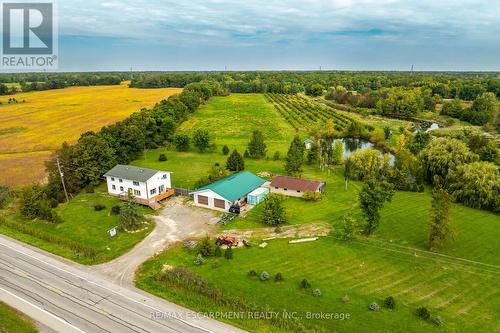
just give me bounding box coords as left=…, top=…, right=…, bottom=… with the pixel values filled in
left=0, top=235, right=245, bottom=333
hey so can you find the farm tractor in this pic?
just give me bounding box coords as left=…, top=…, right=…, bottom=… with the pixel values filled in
left=215, top=236, right=239, bottom=247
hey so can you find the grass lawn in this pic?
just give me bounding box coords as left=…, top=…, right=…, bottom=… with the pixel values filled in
left=133, top=93, right=499, bottom=332
left=137, top=238, right=500, bottom=333
left=177, top=93, right=297, bottom=154
left=0, top=302, right=38, bottom=333
left=0, top=185, right=152, bottom=264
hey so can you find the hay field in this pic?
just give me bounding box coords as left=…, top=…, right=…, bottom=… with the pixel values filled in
left=0, top=84, right=181, bottom=186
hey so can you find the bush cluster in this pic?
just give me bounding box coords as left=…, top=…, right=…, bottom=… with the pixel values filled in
left=94, top=204, right=105, bottom=211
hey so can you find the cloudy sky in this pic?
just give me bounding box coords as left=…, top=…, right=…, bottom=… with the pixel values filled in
left=56, top=0, right=500, bottom=71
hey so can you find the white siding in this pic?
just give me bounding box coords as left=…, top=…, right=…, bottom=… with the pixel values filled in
left=106, top=171, right=172, bottom=200
left=192, top=189, right=231, bottom=212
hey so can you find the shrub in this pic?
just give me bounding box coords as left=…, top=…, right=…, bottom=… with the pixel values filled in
left=300, top=279, right=311, bottom=289
left=94, top=204, right=105, bottom=211
left=260, top=271, right=270, bottom=281
left=193, top=254, right=204, bottom=266
left=0, top=186, right=11, bottom=209
left=384, top=296, right=396, bottom=309
left=222, top=145, right=230, bottom=155
left=214, top=245, right=222, bottom=257
left=174, top=134, right=190, bottom=151
left=303, top=191, right=322, bottom=201
left=431, top=315, right=443, bottom=326
left=111, top=205, right=121, bottom=215
left=341, top=295, right=350, bottom=303
left=313, top=289, right=322, bottom=297
left=197, top=236, right=214, bottom=257
left=274, top=273, right=283, bottom=282
left=273, top=151, right=280, bottom=160
left=85, top=185, right=95, bottom=193
left=224, top=247, right=233, bottom=259
left=158, top=154, right=167, bottom=162
left=416, top=307, right=430, bottom=320
left=369, top=302, right=379, bottom=311
left=248, top=270, right=257, bottom=277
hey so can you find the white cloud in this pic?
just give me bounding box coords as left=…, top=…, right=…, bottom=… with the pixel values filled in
left=59, top=0, right=500, bottom=46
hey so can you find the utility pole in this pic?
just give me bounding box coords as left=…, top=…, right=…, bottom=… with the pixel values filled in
left=56, top=159, right=69, bottom=202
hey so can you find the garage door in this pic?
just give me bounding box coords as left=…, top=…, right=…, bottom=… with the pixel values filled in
left=214, top=199, right=226, bottom=209
left=197, top=195, right=208, bottom=205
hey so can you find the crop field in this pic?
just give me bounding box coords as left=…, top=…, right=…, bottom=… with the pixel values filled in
left=134, top=93, right=500, bottom=333
left=265, top=93, right=356, bottom=131
left=0, top=84, right=181, bottom=187
left=177, top=93, right=296, bottom=153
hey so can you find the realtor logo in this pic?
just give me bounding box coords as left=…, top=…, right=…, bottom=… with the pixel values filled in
left=1, top=1, right=58, bottom=69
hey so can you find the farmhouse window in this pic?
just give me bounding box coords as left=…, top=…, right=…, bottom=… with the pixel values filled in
left=112, top=185, right=116, bottom=190
left=111, top=177, right=115, bottom=181
left=284, top=188, right=288, bottom=191
left=119, top=179, right=123, bottom=183
left=162, top=174, right=167, bottom=179
left=297, top=190, right=301, bottom=193
left=134, top=189, right=141, bottom=196
left=150, top=188, right=156, bottom=195
left=159, top=185, right=165, bottom=193
left=120, top=186, right=124, bottom=191
left=133, top=181, right=140, bottom=186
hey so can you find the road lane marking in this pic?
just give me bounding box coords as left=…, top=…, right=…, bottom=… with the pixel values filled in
left=0, top=239, right=221, bottom=333
left=0, top=286, right=87, bottom=333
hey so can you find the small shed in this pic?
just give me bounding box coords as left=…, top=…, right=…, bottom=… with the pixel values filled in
left=247, top=187, right=269, bottom=205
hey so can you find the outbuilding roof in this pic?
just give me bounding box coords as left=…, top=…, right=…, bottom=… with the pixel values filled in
left=194, top=171, right=266, bottom=202
left=271, top=175, right=324, bottom=192
left=104, top=165, right=168, bottom=182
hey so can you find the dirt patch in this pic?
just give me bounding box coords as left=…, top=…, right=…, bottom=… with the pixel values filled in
left=224, top=222, right=332, bottom=241
left=90, top=197, right=220, bottom=286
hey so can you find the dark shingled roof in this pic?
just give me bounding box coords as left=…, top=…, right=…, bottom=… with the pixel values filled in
left=271, top=176, right=324, bottom=192
left=104, top=165, right=166, bottom=182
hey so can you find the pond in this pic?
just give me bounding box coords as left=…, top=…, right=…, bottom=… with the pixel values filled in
left=414, top=121, right=439, bottom=133
left=332, top=138, right=396, bottom=165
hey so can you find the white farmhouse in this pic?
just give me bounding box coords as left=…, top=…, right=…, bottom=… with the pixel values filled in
left=104, top=165, right=174, bottom=209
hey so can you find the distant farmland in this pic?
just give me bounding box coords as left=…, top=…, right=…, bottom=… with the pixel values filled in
left=0, top=84, right=181, bottom=187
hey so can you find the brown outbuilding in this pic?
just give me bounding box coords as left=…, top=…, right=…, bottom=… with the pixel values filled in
left=270, top=176, right=325, bottom=197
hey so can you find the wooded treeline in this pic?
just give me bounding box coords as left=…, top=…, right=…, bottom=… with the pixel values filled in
left=0, top=72, right=126, bottom=95
left=128, top=71, right=500, bottom=99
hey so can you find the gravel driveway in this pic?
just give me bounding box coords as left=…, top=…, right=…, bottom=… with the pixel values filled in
left=91, top=197, right=220, bottom=286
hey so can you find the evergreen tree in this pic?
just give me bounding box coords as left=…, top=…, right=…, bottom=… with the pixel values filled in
left=197, top=236, right=214, bottom=257
left=222, top=145, right=230, bottom=155
left=285, top=135, right=305, bottom=176
left=226, top=149, right=245, bottom=171
left=428, top=187, right=454, bottom=251
left=247, top=130, right=267, bottom=159
left=120, top=194, right=141, bottom=231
